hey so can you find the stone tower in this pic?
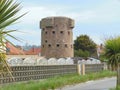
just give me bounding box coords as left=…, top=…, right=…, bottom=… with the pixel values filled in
left=40, top=16, right=74, bottom=58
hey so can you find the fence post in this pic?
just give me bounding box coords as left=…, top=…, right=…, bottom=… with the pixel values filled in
left=81, top=64, right=85, bottom=75
left=103, top=63, right=107, bottom=70
left=77, top=64, right=81, bottom=75
left=117, top=64, right=120, bottom=86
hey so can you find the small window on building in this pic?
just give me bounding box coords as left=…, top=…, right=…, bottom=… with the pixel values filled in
left=48, top=44, right=51, bottom=47
left=43, top=28, right=45, bottom=31
left=46, top=26, right=53, bottom=28
left=45, top=40, right=47, bottom=43
left=42, top=45, right=44, bottom=48
left=45, top=31, right=47, bottom=34
left=60, top=31, right=63, bottom=34
left=6, top=48, right=10, bottom=52
left=68, top=31, right=70, bottom=35
left=52, top=31, right=55, bottom=34
left=56, top=44, right=60, bottom=47
left=65, top=44, right=68, bottom=48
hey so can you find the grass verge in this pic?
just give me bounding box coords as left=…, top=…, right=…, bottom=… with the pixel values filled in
left=110, top=86, right=120, bottom=90
left=0, top=70, right=116, bottom=90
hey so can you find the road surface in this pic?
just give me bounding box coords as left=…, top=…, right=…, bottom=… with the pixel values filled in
left=57, top=77, right=116, bottom=90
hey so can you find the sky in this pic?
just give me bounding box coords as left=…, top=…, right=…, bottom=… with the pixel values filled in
left=8, top=0, right=120, bottom=46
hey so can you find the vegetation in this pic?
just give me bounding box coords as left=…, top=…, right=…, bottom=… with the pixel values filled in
left=104, top=36, right=120, bottom=70
left=0, top=0, right=25, bottom=75
left=110, top=86, right=120, bottom=90
left=0, top=70, right=116, bottom=90
left=74, top=49, right=90, bottom=58
left=74, top=35, right=97, bottom=58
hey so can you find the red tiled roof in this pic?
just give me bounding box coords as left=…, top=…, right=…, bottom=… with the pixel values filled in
left=6, top=42, right=24, bottom=55
left=24, top=48, right=41, bottom=55
left=6, top=42, right=41, bottom=55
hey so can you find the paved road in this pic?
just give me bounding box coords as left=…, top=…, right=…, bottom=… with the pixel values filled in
left=57, top=77, right=116, bottom=90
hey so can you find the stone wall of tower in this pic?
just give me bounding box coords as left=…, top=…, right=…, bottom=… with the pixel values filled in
left=40, top=17, right=74, bottom=58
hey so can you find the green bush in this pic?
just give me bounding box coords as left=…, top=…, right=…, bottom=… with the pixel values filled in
left=74, top=49, right=90, bottom=58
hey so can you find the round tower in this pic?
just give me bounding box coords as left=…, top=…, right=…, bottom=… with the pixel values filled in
left=40, top=16, right=74, bottom=58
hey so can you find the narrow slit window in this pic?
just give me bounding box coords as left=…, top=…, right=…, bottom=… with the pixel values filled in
left=68, top=31, right=70, bottom=35
left=52, top=31, right=55, bottom=34
left=42, top=45, right=44, bottom=48
left=45, top=40, right=47, bottom=43
left=45, top=31, right=47, bottom=34
left=60, top=31, right=63, bottom=34
left=48, top=44, right=51, bottom=47
left=65, top=44, right=68, bottom=48
left=56, top=44, right=60, bottom=47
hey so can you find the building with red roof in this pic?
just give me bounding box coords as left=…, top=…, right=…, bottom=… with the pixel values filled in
left=6, top=42, right=41, bottom=55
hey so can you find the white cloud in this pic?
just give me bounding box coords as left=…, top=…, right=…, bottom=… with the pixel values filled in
left=18, top=0, right=120, bottom=26
left=65, top=0, right=120, bottom=23
left=18, top=7, right=57, bottom=25
left=78, top=0, right=120, bottom=23
left=11, top=0, right=120, bottom=45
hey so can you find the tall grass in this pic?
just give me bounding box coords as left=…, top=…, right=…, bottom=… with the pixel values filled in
left=110, top=86, right=120, bottom=90
left=0, top=70, right=116, bottom=90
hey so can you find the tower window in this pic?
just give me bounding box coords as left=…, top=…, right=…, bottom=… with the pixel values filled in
left=48, top=44, right=51, bottom=47
left=42, top=45, right=44, bottom=48
left=43, top=28, right=45, bottom=31
left=65, top=44, right=68, bottom=48
left=56, top=44, right=60, bottom=47
left=52, top=31, right=55, bottom=34
left=45, top=31, right=47, bottom=34
left=45, top=40, right=47, bottom=43
left=46, top=26, right=53, bottom=28
left=68, top=31, right=70, bottom=35
left=60, top=31, right=63, bottom=34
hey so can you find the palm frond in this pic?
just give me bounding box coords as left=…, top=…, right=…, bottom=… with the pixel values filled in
left=104, top=36, right=120, bottom=70
left=0, top=0, right=26, bottom=80
left=0, top=0, right=26, bottom=30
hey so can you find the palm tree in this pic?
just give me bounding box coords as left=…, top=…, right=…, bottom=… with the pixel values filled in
left=0, top=0, right=25, bottom=77
left=104, top=36, right=120, bottom=70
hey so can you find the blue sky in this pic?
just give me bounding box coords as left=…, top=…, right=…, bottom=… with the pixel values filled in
left=9, top=0, right=120, bottom=45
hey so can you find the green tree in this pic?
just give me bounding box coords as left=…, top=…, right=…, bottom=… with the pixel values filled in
left=0, top=0, right=25, bottom=76
left=104, top=36, right=120, bottom=70
left=74, top=49, right=90, bottom=58
left=74, top=35, right=96, bottom=57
